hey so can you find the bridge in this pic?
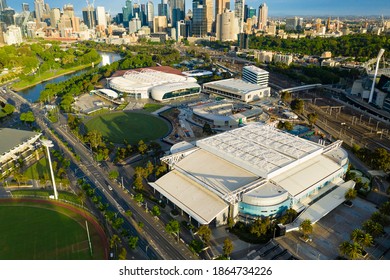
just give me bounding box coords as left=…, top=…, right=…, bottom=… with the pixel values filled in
left=278, top=84, right=322, bottom=94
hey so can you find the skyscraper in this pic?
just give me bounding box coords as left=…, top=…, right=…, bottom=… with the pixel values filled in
left=50, top=8, right=60, bottom=28
left=204, top=0, right=213, bottom=33
left=96, top=6, right=107, bottom=29
left=234, top=0, right=245, bottom=32
left=215, top=0, right=229, bottom=17
left=22, top=3, right=30, bottom=12
left=0, top=0, right=7, bottom=12
left=192, top=0, right=207, bottom=37
left=146, top=1, right=154, bottom=28
left=82, top=5, right=96, bottom=29
left=34, top=0, right=45, bottom=22
left=122, top=0, right=134, bottom=27
left=158, top=0, right=169, bottom=18
left=171, top=0, right=185, bottom=28
left=216, top=9, right=239, bottom=41
left=258, top=2, right=267, bottom=31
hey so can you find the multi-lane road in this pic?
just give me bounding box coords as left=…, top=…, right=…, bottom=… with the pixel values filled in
left=1, top=86, right=197, bottom=260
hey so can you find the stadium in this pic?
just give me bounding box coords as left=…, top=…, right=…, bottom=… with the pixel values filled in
left=108, top=66, right=200, bottom=101
left=149, top=123, right=352, bottom=228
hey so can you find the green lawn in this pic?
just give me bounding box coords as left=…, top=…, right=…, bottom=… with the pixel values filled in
left=24, top=158, right=49, bottom=180
left=143, top=103, right=165, bottom=113
left=0, top=201, right=106, bottom=259
left=84, top=112, right=170, bottom=144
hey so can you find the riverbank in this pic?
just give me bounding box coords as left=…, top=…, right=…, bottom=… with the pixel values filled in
left=11, top=58, right=102, bottom=92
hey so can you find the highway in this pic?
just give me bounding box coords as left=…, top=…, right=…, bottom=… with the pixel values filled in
left=2, top=86, right=197, bottom=260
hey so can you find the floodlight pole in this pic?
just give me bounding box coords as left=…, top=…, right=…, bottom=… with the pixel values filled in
left=41, top=139, right=58, bottom=200
left=368, top=48, right=385, bottom=103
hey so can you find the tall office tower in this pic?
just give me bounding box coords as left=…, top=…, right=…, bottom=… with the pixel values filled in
left=285, top=16, right=298, bottom=31
left=326, top=17, right=331, bottom=31
left=0, top=22, right=5, bottom=44
left=146, top=1, right=154, bottom=28
left=122, top=0, right=133, bottom=26
left=82, top=5, right=96, bottom=29
left=192, top=0, right=207, bottom=37
left=0, top=0, right=7, bottom=12
left=158, top=0, right=169, bottom=18
left=63, top=4, right=74, bottom=18
left=96, top=6, right=107, bottom=29
left=257, top=2, right=267, bottom=31
left=234, top=0, right=245, bottom=32
left=216, top=9, right=239, bottom=41
left=153, top=16, right=167, bottom=32
left=247, top=7, right=256, bottom=19
left=4, top=25, right=23, bottom=45
left=242, top=65, right=269, bottom=86
left=34, top=0, right=45, bottom=22
left=129, top=13, right=141, bottom=33
left=204, top=0, right=213, bottom=33
left=50, top=8, right=60, bottom=27
left=133, top=3, right=140, bottom=20
left=0, top=8, right=15, bottom=25
left=22, top=3, right=30, bottom=12
left=177, top=19, right=192, bottom=39
left=297, top=17, right=304, bottom=31
left=140, top=4, right=147, bottom=26
left=215, top=0, right=229, bottom=17
left=315, top=18, right=322, bottom=32
left=171, top=0, right=185, bottom=28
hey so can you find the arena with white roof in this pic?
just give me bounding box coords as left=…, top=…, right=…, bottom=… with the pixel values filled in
left=108, top=68, right=200, bottom=101
left=149, top=123, right=351, bottom=227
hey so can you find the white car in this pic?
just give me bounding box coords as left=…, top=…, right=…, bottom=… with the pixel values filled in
left=108, top=185, right=113, bottom=191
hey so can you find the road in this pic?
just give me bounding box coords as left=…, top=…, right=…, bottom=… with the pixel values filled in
left=2, top=86, right=197, bottom=260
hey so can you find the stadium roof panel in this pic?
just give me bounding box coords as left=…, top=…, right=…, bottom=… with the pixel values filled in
left=197, top=124, right=323, bottom=178
left=0, top=128, right=40, bottom=157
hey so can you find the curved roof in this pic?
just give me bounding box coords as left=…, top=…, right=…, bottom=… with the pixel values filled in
left=151, top=82, right=200, bottom=101
left=98, top=89, right=118, bottom=99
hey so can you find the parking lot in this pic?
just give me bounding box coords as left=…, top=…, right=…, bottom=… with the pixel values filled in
left=276, top=197, right=381, bottom=259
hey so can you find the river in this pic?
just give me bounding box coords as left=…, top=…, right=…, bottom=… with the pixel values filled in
left=17, top=51, right=122, bottom=102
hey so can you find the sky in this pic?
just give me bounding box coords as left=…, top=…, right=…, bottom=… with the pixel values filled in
left=7, top=0, right=390, bottom=17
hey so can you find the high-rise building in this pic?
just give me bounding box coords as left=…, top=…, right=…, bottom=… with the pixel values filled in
left=258, top=2, right=267, bottom=31
left=153, top=16, right=167, bottom=32
left=4, top=25, right=23, bottom=45
left=96, top=6, right=107, bottom=29
left=140, top=4, right=147, bottom=26
left=122, top=0, right=133, bottom=27
left=158, top=0, right=169, bottom=18
left=0, top=0, right=7, bottom=12
left=34, top=0, right=45, bottom=22
left=234, top=0, right=245, bottom=32
left=63, top=4, right=74, bottom=18
left=0, top=8, right=15, bottom=26
left=204, top=0, right=213, bottom=33
left=247, top=7, right=256, bottom=20
left=216, top=9, right=238, bottom=41
left=285, top=17, right=298, bottom=31
left=129, top=13, right=141, bottom=33
left=146, top=1, right=154, bottom=28
left=192, top=0, right=207, bottom=37
left=242, top=65, right=269, bottom=86
left=82, top=5, right=96, bottom=29
left=215, top=0, right=229, bottom=17
left=50, top=8, right=60, bottom=28
left=22, top=3, right=29, bottom=12
left=171, top=0, right=185, bottom=28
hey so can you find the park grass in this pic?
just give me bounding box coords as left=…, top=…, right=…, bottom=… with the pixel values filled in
left=11, top=190, right=82, bottom=205
left=0, top=201, right=106, bottom=259
left=84, top=111, right=169, bottom=144
left=24, top=157, right=49, bottom=180
left=143, top=103, right=165, bottom=113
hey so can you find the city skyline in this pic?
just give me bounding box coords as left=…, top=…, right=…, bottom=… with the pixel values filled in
left=7, top=0, right=390, bottom=17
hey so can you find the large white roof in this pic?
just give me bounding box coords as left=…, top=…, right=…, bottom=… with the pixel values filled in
left=203, top=79, right=266, bottom=97
left=151, top=170, right=229, bottom=224
left=197, top=124, right=323, bottom=178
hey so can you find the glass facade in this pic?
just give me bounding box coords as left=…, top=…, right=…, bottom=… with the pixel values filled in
left=239, top=199, right=291, bottom=218
left=162, top=87, right=200, bottom=100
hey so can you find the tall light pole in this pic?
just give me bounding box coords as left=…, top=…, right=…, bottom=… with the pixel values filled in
left=41, top=139, right=58, bottom=200
left=368, top=48, right=385, bottom=104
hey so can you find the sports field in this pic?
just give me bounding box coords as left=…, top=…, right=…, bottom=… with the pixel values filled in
left=0, top=200, right=107, bottom=260
left=84, top=112, right=170, bottom=144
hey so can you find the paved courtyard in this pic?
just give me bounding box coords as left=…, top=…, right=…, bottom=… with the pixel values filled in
left=276, top=197, right=384, bottom=260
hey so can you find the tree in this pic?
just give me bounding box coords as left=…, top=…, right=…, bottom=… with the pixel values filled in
left=372, top=148, right=390, bottom=171
left=110, top=234, right=121, bottom=249
left=20, top=111, right=35, bottom=124
left=85, top=130, right=104, bottom=151
left=307, top=112, right=318, bottom=126
left=133, top=176, right=144, bottom=191
left=344, top=188, right=357, bottom=201
left=197, top=225, right=212, bottom=244
left=2, top=104, right=15, bottom=115
left=350, top=228, right=373, bottom=250
left=284, top=121, right=294, bottom=131
left=281, top=91, right=292, bottom=103
left=379, top=201, right=390, bottom=216
left=137, top=140, right=148, bottom=155
left=362, top=220, right=384, bottom=238
left=203, top=123, right=213, bottom=135
left=227, top=217, right=235, bottom=229
left=290, top=98, right=304, bottom=114
left=339, top=241, right=362, bottom=260
left=145, top=161, right=154, bottom=178
left=299, top=219, right=313, bottom=239
left=128, top=236, right=139, bottom=250
left=166, top=219, right=180, bottom=241
left=112, top=217, right=124, bottom=230
left=151, top=205, right=161, bottom=217
left=118, top=247, right=127, bottom=260
left=250, top=217, right=270, bottom=237
left=222, top=238, right=233, bottom=258
left=134, top=193, right=144, bottom=204
left=109, top=170, right=119, bottom=180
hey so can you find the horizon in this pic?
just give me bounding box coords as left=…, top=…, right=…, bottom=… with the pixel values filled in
left=7, top=0, right=390, bottom=18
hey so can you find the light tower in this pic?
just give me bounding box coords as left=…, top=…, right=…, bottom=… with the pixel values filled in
left=41, top=139, right=58, bottom=200
left=369, top=48, right=385, bottom=104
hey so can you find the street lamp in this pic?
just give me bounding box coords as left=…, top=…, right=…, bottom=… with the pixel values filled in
left=41, top=139, right=58, bottom=200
